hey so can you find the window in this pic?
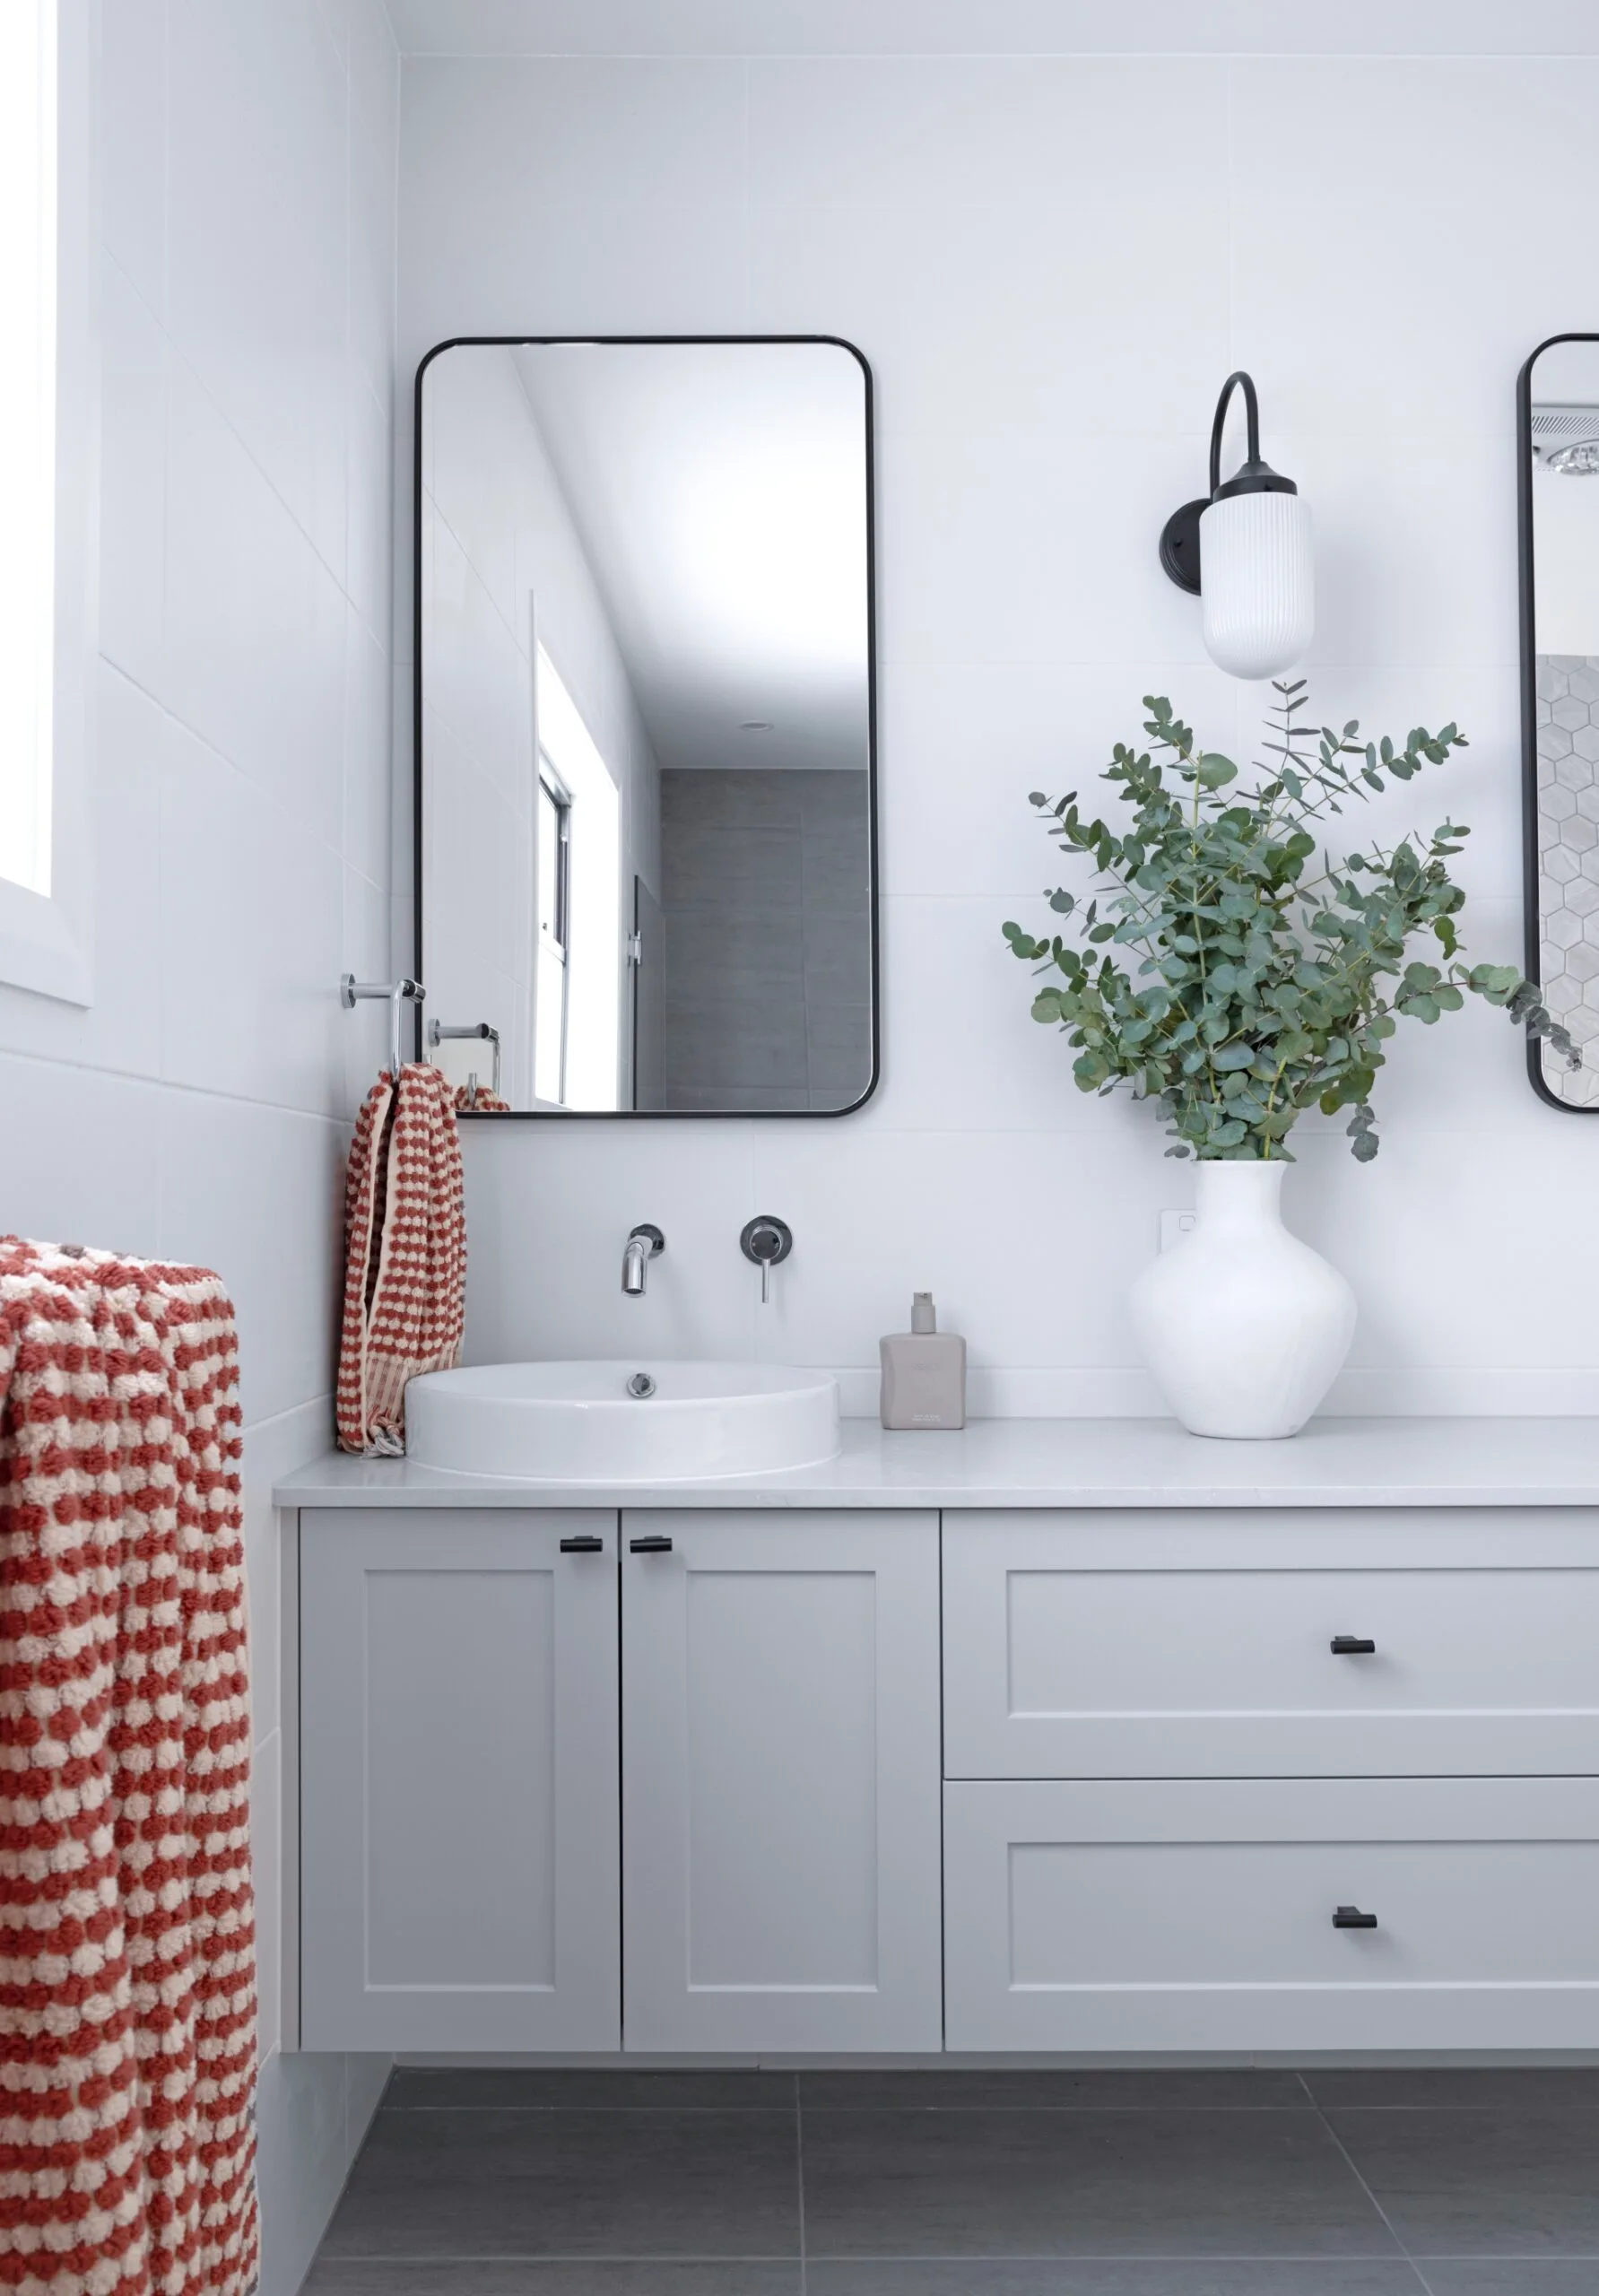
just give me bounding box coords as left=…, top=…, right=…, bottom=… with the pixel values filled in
left=0, top=0, right=94, bottom=1003
left=0, top=0, right=56, bottom=898
left=532, top=646, right=621, bottom=1110
left=534, top=765, right=570, bottom=1107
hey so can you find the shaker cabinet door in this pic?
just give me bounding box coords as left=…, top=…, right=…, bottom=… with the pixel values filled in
left=621, top=1509, right=943, bottom=2053
left=300, top=1508, right=621, bottom=2053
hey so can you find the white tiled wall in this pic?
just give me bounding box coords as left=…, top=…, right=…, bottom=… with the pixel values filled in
left=0, top=7, right=399, bottom=2291
left=399, top=47, right=1599, bottom=1416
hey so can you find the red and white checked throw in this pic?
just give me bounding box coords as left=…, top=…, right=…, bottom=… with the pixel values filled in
left=0, top=1239, right=257, bottom=2296
left=336, top=1063, right=466, bottom=1453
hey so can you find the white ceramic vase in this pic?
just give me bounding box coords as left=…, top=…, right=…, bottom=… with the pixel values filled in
left=1129, top=1160, right=1356, bottom=1439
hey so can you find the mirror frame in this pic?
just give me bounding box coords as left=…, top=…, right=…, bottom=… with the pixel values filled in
left=1518, top=329, right=1599, bottom=1113
left=412, top=333, right=880, bottom=1119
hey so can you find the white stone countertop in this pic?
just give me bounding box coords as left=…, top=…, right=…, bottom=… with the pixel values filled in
left=274, top=1415, right=1599, bottom=1511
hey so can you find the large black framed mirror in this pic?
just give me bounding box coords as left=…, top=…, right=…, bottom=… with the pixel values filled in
left=1520, top=331, right=1599, bottom=1111
left=414, top=335, right=877, bottom=1117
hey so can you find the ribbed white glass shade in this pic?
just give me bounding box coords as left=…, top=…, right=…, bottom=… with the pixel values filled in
left=1199, top=490, right=1314, bottom=680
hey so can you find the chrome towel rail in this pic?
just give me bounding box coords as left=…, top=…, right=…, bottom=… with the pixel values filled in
left=341, top=974, right=424, bottom=1083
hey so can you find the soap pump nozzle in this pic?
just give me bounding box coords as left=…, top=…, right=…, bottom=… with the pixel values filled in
left=911, top=1292, right=936, bottom=1335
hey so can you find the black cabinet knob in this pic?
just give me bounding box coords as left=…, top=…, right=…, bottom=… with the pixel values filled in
left=559, top=1535, right=604, bottom=1553
left=1333, top=1905, right=1378, bottom=1929
left=630, top=1534, right=673, bottom=1553
left=1330, top=1635, right=1377, bottom=1655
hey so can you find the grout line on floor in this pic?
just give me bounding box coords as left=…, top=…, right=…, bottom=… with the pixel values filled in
left=309, top=2251, right=1569, bottom=2266
left=795, top=2069, right=807, bottom=2296
left=1313, top=2100, right=1432, bottom=2288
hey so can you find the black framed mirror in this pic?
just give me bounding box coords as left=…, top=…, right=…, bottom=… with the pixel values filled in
left=1520, top=332, right=1599, bottom=1111
left=414, top=335, right=877, bottom=1117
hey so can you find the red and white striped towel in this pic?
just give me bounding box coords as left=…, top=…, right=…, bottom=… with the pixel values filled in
left=336, top=1063, right=466, bottom=1454
left=0, top=1239, right=257, bottom=2296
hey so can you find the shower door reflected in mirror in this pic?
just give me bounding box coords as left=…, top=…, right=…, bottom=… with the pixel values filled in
left=416, top=336, right=877, bottom=1117
left=1522, top=333, right=1599, bottom=1109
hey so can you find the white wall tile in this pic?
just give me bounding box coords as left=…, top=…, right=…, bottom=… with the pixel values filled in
left=99, top=257, right=169, bottom=697
left=404, top=57, right=747, bottom=210
left=100, top=0, right=168, bottom=322
left=0, top=1057, right=164, bottom=1257
left=1230, top=58, right=1599, bottom=206
left=747, top=193, right=1230, bottom=439
left=344, top=606, right=394, bottom=890
left=164, top=363, right=347, bottom=850
left=876, top=428, right=1209, bottom=669
left=167, top=0, right=351, bottom=575
left=157, top=1093, right=343, bottom=1426
left=157, top=720, right=345, bottom=1116
left=744, top=57, right=1226, bottom=206
left=460, top=1119, right=759, bottom=1365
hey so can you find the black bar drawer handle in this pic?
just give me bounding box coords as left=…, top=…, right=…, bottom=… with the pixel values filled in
left=630, top=1535, right=673, bottom=1553
left=1330, top=1635, right=1377, bottom=1655
left=560, top=1535, right=604, bottom=1553
left=1333, top=1905, right=1378, bottom=1929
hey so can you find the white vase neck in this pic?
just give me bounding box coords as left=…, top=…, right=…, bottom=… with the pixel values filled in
left=1193, top=1158, right=1287, bottom=1233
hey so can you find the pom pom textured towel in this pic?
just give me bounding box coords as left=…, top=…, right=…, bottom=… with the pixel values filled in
left=337, top=1063, right=466, bottom=1454
left=0, top=1239, right=257, bottom=2296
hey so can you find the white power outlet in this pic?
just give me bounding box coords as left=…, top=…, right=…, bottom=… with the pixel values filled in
left=1159, top=1208, right=1198, bottom=1253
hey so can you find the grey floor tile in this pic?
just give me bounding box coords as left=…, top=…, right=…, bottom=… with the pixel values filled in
left=318, top=2107, right=801, bottom=2259
left=806, top=2269, right=1425, bottom=2295
left=798, top=2069, right=1310, bottom=2111
left=801, top=2108, right=1398, bottom=2259
left=1326, top=2107, right=1599, bottom=2257
left=1307, top=2069, right=1599, bottom=2111
left=386, top=2067, right=797, bottom=2111
left=1417, top=2267, right=1599, bottom=2293
left=304, top=2268, right=801, bottom=2295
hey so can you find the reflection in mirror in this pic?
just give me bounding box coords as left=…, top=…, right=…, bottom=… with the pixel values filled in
left=418, top=337, right=876, bottom=1115
left=1525, top=335, right=1599, bottom=1109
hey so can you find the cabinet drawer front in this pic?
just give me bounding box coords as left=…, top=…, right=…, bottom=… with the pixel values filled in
left=945, top=1778, right=1599, bottom=2053
left=944, top=1511, right=1599, bottom=1778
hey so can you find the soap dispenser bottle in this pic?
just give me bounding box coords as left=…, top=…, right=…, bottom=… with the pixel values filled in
left=880, top=1293, right=967, bottom=1431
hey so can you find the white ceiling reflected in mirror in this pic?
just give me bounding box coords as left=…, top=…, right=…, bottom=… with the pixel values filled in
left=1525, top=334, right=1599, bottom=1111
left=417, top=335, right=876, bottom=1117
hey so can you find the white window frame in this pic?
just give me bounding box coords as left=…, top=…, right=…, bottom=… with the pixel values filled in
left=0, top=0, right=99, bottom=1005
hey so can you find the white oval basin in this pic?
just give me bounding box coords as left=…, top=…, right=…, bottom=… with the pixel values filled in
left=405, top=1360, right=841, bottom=1483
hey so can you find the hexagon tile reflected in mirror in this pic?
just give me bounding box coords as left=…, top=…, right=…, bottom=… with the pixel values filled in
left=1537, top=654, right=1599, bottom=1107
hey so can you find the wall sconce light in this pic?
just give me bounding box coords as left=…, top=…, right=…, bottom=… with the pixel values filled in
left=1160, top=370, right=1313, bottom=680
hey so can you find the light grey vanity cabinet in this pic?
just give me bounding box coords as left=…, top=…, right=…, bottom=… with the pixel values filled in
left=621, top=1509, right=943, bottom=2054
left=299, top=1509, right=621, bottom=2054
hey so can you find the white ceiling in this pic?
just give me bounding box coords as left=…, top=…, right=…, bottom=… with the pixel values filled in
left=386, top=0, right=1599, bottom=57
left=513, top=342, right=869, bottom=776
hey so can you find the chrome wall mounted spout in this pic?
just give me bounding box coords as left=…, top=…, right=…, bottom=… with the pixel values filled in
left=622, top=1224, right=665, bottom=1295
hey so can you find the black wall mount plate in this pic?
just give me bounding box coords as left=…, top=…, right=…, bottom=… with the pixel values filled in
left=1159, top=497, right=1207, bottom=595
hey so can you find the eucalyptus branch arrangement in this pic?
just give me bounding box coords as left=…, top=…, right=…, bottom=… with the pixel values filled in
left=1003, top=684, right=1577, bottom=1161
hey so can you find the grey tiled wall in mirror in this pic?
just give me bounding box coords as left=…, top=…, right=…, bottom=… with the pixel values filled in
left=1523, top=335, right=1599, bottom=1109
left=416, top=336, right=877, bottom=1117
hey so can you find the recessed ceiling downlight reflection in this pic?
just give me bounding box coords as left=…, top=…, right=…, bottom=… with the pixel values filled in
left=740, top=719, right=775, bottom=731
